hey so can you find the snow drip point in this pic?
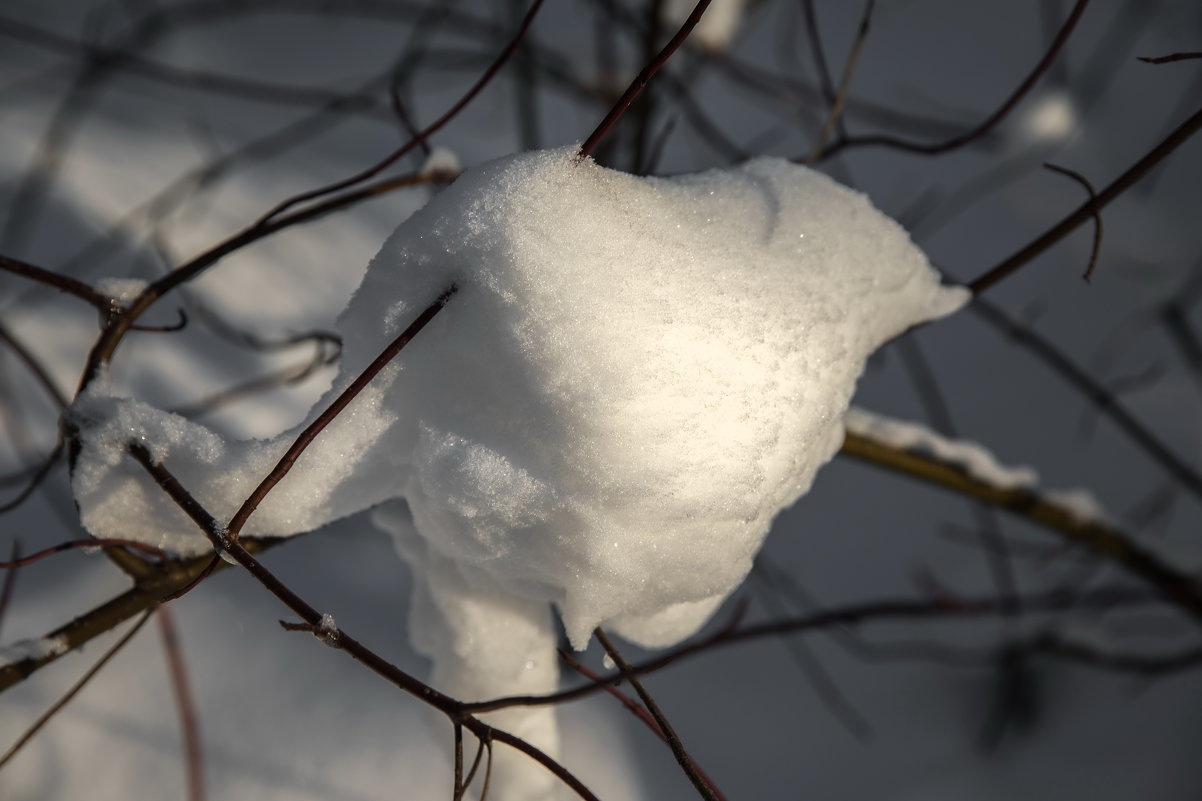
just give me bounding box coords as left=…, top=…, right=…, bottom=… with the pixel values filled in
left=317, top=613, right=340, bottom=647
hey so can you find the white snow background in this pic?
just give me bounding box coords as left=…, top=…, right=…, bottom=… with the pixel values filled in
left=2, top=1, right=1202, bottom=800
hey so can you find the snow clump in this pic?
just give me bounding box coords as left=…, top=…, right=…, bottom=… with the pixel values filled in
left=71, top=146, right=967, bottom=799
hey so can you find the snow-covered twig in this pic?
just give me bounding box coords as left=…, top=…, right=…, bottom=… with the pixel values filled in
left=840, top=409, right=1202, bottom=621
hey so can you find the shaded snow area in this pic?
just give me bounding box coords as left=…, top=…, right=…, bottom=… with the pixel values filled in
left=70, top=146, right=965, bottom=798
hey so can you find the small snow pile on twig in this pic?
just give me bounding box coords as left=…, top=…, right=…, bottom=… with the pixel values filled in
left=420, top=146, right=460, bottom=178
left=844, top=406, right=1038, bottom=490
left=71, top=146, right=966, bottom=799
left=0, top=635, right=68, bottom=670
left=95, top=277, right=149, bottom=305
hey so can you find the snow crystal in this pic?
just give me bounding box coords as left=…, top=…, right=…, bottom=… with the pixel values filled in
left=95, top=277, right=149, bottom=304
left=421, top=147, right=460, bottom=177
left=1043, top=487, right=1108, bottom=526
left=844, top=406, right=1037, bottom=491
left=72, top=146, right=966, bottom=799
left=0, top=635, right=68, bottom=669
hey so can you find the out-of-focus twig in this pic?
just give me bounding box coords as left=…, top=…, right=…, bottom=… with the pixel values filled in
left=0, top=609, right=153, bottom=771
left=156, top=606, right=205, bottom=801
left=594, top=628, right=722, bottom=801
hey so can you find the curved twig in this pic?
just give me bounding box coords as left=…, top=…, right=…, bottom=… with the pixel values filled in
left=969, top=104, right=1202, bottom=293
left=1041, top=163, right=1103, bottom=281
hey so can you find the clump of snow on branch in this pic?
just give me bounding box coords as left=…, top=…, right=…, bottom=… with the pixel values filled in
left=421, top=147, right=461, bottom=177
left=95, top=277, right=149, bottom=304
left=0, top=636, right=68, bottom=670
left=71, top=146, right=966, bottom=799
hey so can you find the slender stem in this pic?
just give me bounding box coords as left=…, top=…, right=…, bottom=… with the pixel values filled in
left=156, top=606, right=206, bottom=801
left=225, top=285, right=456, bottom=539
left=577, top=0, right=713, bottom=160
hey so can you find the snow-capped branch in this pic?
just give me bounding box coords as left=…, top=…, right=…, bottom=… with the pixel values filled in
left=841, top=409, right=1202, bottom=621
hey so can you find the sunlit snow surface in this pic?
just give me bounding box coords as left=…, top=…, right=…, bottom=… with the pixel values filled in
left=72, top=147, right=966, bottom=798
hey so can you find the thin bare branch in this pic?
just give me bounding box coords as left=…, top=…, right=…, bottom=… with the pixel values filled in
left=1041, top=162, right=1103, bottom=281
left=0, top=538, right=165, bottom=568
left=156, top=606, right=205, bottom=801
left=225, top=285, right=456, bottom=539
left=807, top=0, right=874, bottom=163
left=595, top=627, right=721, bottom=801
left=0, top=542, right=18, bottom=641
left=578, top=0, right=713, bottom=160
left=0, top=256, right=106, bottom=311
left=1138, top=52, right=1202, bottom=64
left=0, top=610, right=153, bottom=771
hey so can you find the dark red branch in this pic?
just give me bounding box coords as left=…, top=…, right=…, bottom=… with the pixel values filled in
left=1042, top=162, right=1103, bottom=281
left=125, top=445, right=600, bottom=801
left=577, top=0, right=713, bottom=160
left=1138, top=52, right=1202, bottom=65
left=156, top=606, right=206, bottom=801
left=0, top=255, right=107, bottom=310
left=225, top=285, right=456, bottom=539
left=0, top=538, right=166, bottom=568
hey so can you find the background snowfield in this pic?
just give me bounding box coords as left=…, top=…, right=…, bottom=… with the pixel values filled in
left=1, top=1, right=1201, bottom=799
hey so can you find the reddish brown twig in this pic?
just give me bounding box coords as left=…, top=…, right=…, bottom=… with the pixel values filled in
left=0, top=542, right=18, bottom=641
left=464, top=586, right=1158, bottom=715
left=577, top=0, right=713, bottom=160
left=969, top=297, right=1202, bottom=501
left=225, top=284, right=457, bottom=540
left=156, top=606, right=205, bottom=801
left=1138, top=52, right=1202, bottom=65
left=0, top=255, right=107, bottom=310
left=559, top=648, right=730, bottom=801
left=595, top=628, right=722, bottom=801
left=1042, top=162, right=1103, bottom=281
left=0, top=538, right=166, bottom=568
